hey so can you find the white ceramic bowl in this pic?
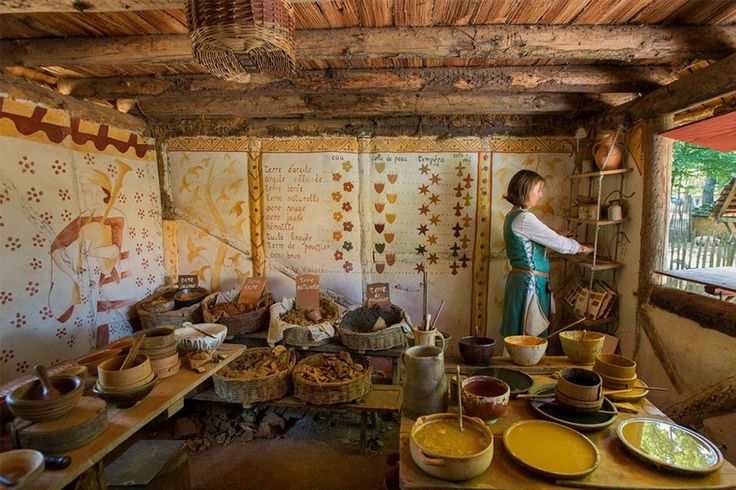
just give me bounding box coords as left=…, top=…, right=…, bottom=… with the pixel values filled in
left=0, top=449, right=45, bottom=489
left=504, top=335, right=547, bottom=366
left=175, top=322, right=227, bottom=352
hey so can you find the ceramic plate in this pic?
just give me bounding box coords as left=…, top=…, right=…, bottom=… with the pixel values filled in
left=528, top=383, right=618, bottom=432
left=617, top=418, right=723, bottom=475
left=604, top=378, right=649, bottom=402
left=470, top=367, right=534, bottom=397
left=503, top=420, right=600, bottom=479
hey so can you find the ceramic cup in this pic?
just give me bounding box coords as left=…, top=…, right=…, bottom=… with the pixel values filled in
left=413, top=327, right=444, bottom=351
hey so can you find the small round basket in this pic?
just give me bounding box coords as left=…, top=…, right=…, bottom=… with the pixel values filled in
left=213, top=347, right=296, bottom=404
left=136, top=285, right=205, bottom=329
left=202, top=292, right=273, bottom=336
left=278, top=293, right=339, bottom=348
left=293, top=353, right=372, bottom=405
left=337, top=304, right=410, bottom=352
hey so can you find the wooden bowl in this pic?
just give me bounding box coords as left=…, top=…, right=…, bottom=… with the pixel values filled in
left=97, top=354, right=152, bottom=390
left=141, top=327, right=176, bottom=349
left=0, top=449, right=45, bottom=488
left=504, top=336, right=547, bottom=366
left=105, top=336, right=134, bottom=352
left=77, top=349, right=121, bottom=376
left=7, top=376, right=83, bottom=422
left=93, top=375, right=158, bottom=408
left=593, top=353, right=636, bottom=380
left=555, top=368, right=603, bottom=411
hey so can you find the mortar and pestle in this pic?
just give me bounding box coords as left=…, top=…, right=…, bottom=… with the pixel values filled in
left=7, top=365, right=83, bottom=422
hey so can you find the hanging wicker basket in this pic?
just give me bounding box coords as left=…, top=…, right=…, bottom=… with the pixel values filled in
left=186, top=0, right=296, bottom=82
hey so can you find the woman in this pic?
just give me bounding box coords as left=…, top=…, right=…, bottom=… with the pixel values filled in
left=501, top=170, right=593, bottom=338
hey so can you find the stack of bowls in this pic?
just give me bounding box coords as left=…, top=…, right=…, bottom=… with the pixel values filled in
left=141, top=327, right=180, bottom=379
left=7, top=375, right=84, bottom=422
left=593, top=353, right=637, bottom=389
left=504, top=335, right=547, bottom=366
left=93, top=354, right=157, bottom=408
left=554, top=368, right=603, bottom=412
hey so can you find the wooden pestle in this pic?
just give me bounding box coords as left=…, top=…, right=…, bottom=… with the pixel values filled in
left=120, top=332, right=145, bottom=371
left=35, top=364, right=60, bottom=398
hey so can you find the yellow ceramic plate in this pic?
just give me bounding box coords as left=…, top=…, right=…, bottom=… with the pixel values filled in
left=617, top=418, right=723, bottom=475
left=503, top=420, right=600, bottom=479
left=604, top=378, right=649, bottom=402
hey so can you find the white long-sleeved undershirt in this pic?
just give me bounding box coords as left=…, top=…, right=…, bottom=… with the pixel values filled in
left=511, top=211, right=581, bottom=255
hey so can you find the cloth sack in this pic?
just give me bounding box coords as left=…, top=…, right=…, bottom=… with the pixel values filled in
left=523, top=291, right=549, bottom=336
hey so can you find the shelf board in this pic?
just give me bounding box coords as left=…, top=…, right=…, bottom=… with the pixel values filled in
left=566, top=216, right=628, bottom=226
left=569, top=168, right=633, bottom=180
left=563, top=254, right=624, bottom=271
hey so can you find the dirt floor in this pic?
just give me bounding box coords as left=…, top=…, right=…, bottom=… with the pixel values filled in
left=126, top=399, right=400, bottom=490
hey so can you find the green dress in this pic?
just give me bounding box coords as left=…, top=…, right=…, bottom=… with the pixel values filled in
left=501, top=209, right=551, bottom=338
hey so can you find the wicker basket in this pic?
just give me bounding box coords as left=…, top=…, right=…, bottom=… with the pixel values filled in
left=275, top=293, right=340, bottom=348
left=186, top=0, right=295, bottom=82
left=293, top=354, right=372, bottom=405
left=136, top=285, right=205, bottom=329
left=337, top=305, right=410, bottom=352
left=213, top=347, right=296, bottom=404
left=202, top=292, right=273, bottom=336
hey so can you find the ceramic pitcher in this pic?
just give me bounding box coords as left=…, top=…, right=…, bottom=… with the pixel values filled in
left=401, top=345, right=448, bottom=419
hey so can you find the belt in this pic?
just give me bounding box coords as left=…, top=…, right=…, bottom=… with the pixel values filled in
left=511, top=268, right=550, bottom=279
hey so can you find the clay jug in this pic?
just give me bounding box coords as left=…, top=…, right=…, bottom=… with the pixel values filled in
left=401, top=345, right=448, bottom=419
left=592, top=130, right=625, bottom=170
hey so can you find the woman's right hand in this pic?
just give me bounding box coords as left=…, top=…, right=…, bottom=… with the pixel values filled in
left=579, top=244, right=594, bottom=254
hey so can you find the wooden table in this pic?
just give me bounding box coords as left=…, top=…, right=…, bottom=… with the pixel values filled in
left=399, top=373, right=736, bottom=490
left=23, top=343, right=244, bottom=490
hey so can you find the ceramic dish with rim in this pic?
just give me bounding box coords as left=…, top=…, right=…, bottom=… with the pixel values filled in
left=604, top=378, right=650, bottom=403
left=528, top=382, right=618, bottom=432
left=503, top=420, right=600, bottom=479
left=0, top=449, right=45, bottom=489
left=616, top=418, right=723, bottom=475
left=471, top=367, right=534, bottom=397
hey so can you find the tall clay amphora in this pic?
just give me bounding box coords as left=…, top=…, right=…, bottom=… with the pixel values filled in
left=401, top=345, right=448, bottom=419
left=592, top=130, right=625, bottom=171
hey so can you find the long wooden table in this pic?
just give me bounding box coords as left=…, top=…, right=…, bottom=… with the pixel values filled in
left=23, top=343, right=244, bottom=490
left=400, top=361, right=736, bottom=490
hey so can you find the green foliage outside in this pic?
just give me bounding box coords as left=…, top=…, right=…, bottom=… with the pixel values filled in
left=671, top=141, right=736, bottom=214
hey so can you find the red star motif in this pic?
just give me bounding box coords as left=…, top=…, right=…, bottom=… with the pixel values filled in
left=427, top=234, right=438, bottom=245
left=417, top=224, right=429, bottom=235
left=429, top=214, right=441, bottom=226
left=429, top=194, right=440, bottom=205
left=419, top=164, right=430, bottom=175
left=430, top=173, right=441, bottom=185
left=415, top=262, right=425, bottom=272
left=428, top=253, right=439, bottom=265
left=418, top=184, right=430, bottom=195
left=419, top=204, right=430, bottom=215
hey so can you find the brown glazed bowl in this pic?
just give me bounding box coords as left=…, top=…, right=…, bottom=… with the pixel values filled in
left=459, top=336, right=496, bottom=365
left=461, top=376, right=510, bottom=424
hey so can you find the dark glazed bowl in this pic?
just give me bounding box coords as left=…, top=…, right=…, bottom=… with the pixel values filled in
left=173, top=287, right=208, bottom=309
left=92, top=375, right=158, bottom=408
left=458, top=336, right=496, bottom=366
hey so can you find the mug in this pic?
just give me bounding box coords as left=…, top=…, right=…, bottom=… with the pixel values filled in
left=607, top=204, right=623, bottom=221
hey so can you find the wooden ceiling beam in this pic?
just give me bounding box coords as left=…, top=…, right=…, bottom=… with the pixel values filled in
left=608, top=52, right=736, bottom=124
left=137, top=91, right=631, bottom=120
left=58, top=66, right=674, bottom=99
left=0, top=0, right=324, bottom=14
left=3, top=26, right=735, bottom=68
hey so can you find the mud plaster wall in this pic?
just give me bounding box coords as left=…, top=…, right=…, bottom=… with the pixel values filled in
left=0, top=95, right=165, bottom=384
left=162, top=135, right=576, bottom=355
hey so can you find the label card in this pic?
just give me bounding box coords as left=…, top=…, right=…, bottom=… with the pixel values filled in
left=237, top=276, right=267, bottom=307
left=295, top=274, right=320, bottom=311
left=178, top=274, right=198, bottom=288
left=366, top=283, right=391, bottom=308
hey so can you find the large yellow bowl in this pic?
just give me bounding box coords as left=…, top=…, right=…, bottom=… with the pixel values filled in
left=559, top=331, right=605, bottom=364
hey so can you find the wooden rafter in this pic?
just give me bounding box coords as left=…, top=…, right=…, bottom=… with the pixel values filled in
left=0, top=0, right=326, bottom=14
left=2, top=26, right=735, bottom=68
left=56, top=66, right=674, bottom=99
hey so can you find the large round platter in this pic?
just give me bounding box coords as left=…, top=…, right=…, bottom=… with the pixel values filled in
left=503, top=420, right=600, bottom=479
left=604, top=378, right=649, bottom=402
left=528, top=383, right=618, bottom=432
left=470, top=367, right=533, bottom=397
left=616, top=418, right=723, bottom=475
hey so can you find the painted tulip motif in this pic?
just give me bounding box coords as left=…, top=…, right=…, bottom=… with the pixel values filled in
left=387, top=193, right=398, bottom=204
left=375, top=243, right=385, bottom=253
left=374, top=183, right=385, bottom=193
left=387, top=173, right=398, bottom=184
left=374, top=161, right=385, bottom=173
left=384, top=233, right=395, bottom=243
left=375, top=223, right=385, bottom=233
left=386, top=213, right=396, bottom=224
left=386, top=253, right=396, bottom=266
left=376, top=263, right=385, bottom=273
left=375, top=202, right=385, bottom=213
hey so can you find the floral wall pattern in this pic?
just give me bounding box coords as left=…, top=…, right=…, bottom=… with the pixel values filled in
left=0, top=96, right=165, bottom=384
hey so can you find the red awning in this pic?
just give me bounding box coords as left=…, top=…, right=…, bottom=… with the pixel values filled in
left=661, top=111, right=736, bottom=152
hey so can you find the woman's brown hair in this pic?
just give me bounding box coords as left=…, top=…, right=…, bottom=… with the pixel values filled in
left=504, top=170, right=545, bottom=208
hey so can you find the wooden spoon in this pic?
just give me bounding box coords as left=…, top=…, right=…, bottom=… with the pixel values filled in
left=190, top=324, right=217, bottom=339
left=35, top=364, right=60, bottom=399
left=120, top=332, right=145, bottom=371
left=456, top=365, right=463, bottom=432
left=546, top=317, right=586, bottom=339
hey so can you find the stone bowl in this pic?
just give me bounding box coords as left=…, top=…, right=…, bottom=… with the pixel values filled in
left=458, top=336, right=496, bottom=366
left=461, top=375, right=510, bottom=424
left=560, top=331, right=605, bottom=364
left=504, top=335, right=547, bottom=366
left=7, top=375, right=83, bottom=422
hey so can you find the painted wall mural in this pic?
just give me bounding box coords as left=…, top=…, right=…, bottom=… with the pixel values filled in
left=0, top=96, right=164, bottom=384
left=163, top=135, right=573, bottom=348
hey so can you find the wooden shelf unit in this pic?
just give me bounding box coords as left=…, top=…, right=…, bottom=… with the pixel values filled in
left=566, top=216, right=628, bottom=226
left=568, top=168, right=633, bottom=180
